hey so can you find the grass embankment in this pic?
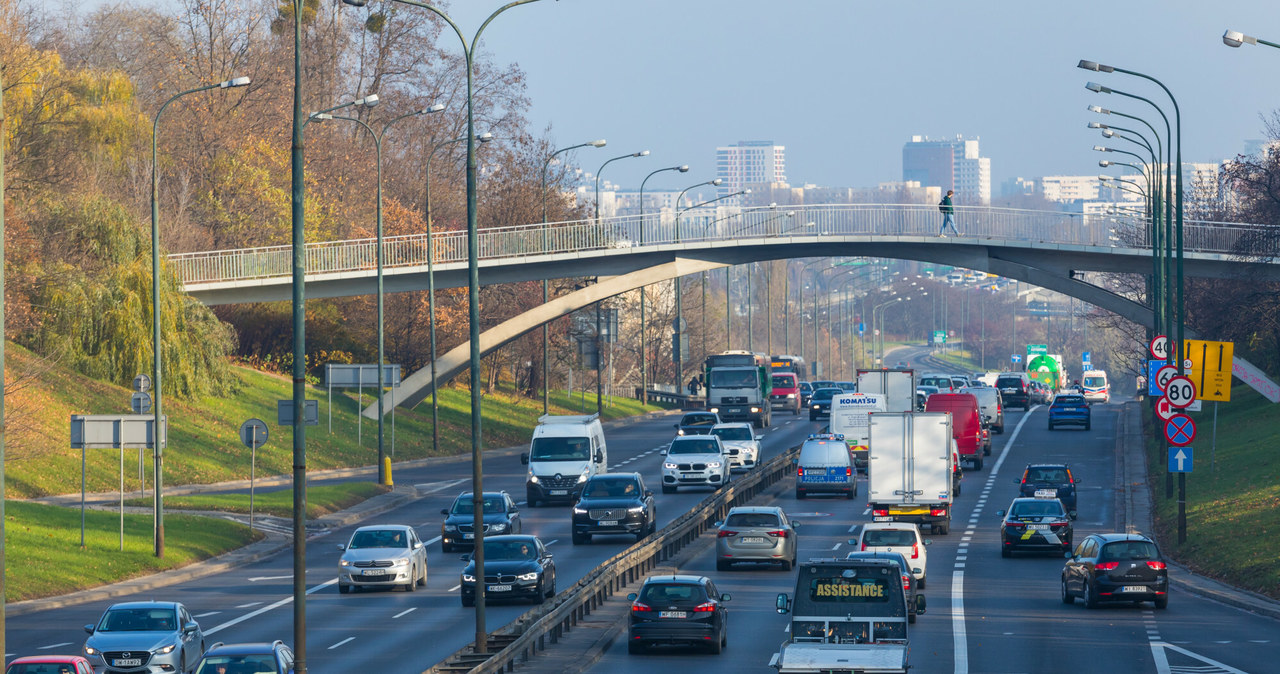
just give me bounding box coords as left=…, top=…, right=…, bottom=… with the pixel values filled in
left=929, top=348, right=982, bottom=372
left=1145, top=383, right=1280, bottom=599
left=126, top=483, right=391, bottom=518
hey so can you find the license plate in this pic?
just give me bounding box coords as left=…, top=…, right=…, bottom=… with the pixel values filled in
left=1065, top=407, right=1079, bottom=411
left=1002, top=388, right=1016, bottom=393
left=1034, top=489, right=1057, bottom=498
left=598, top=520, right=619, bottom=526
left=741, top=536, right=765, bottom=543
left=659, top=611, right=687, bottom=619
left=727, top=408, right=742, bottom=413
left=1027, top=524, right=1050, bottom=531
left=682, top=473, right=700, bottom=478
left=114, top=659, right=143, bottom=667
left=488, top=584, right=512, bottom=592
left=1121, top=585, right=1149, bottom=593
left=549, top=489, right=568, bottom=496
left=874, top=516, right=893, bottom=522
left=363, top=568, right=389, bottom=575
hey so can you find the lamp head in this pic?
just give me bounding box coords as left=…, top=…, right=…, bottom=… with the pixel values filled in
left=1093, top=145, right=1111, bottom=152
left=422, top=103, right=446, bottom=114
left=356, top=93, right=380, bottom=107
left=1088, top=122, right=1105, bottom=129
left=1087, top=104, right=1110, bottom=115
left=1099, top=160, right=1111, bottom=167
left=635, top=150, right=650, bottom=157
left=1101, top=129, right=1115, bottom=138
left=769, top=202, right=778, bottom=209
left=1098, top=175, right=1112, bottom=181
left=221, top=76, right=251, bottom=88
left=309, top=112, right=333, bottom=121
left=1223, top=30, right=1255, bottom=47
left=590, top=139, right=607, bottom=147
left=804, top=221, right=815, bottom=227
left=743, top=188, right=752, bottom=195
left=711, top=179, right=724, bottom=186
left=1077, top=60, right=1115, bottom=73
left=677, top=165, right=690, bottom=172
left=1085, top=82, right=1112, bottom=94
left=478, top=132, right=495, bottom=142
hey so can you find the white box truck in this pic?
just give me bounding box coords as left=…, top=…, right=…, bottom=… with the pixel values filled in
left=856, top=369, right=916, bottom=413
left=867, top=412, right=954, bottom=535
left=828, top=393, right=886, bottom=474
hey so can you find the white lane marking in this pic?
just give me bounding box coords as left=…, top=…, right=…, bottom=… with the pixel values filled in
left=1249, top=640, right=1272, bottom=643
left=206, top=578, right=337, bottom=636
left=449, top=584, right=461, bottom=592
left=393, top=608, right=417, bottom=619
left=415, top=478, right=468, bottom=495
left=248, top=575, right=292, bottom=582
left=848, top=524, right=859, bottom=533
left=830, top=543, right=841, bottom=551
left=783, top=623, right=790, bottom=633
left=38, top=643, right=73, bottom=650
left=328, top=637, right=356, bottom=650
left=235, top=602, right=262, bottom=608
left=862, top=508, right=871, bottom=516
left=194, top=612, right=221, bottom=618
left=1150, top=642, right=1249, bottom=674
left=423, top=536, right=442, bottom=546
left=952, top=570, right=968, bottom=674
left=546, top=539, right=559, bottom=546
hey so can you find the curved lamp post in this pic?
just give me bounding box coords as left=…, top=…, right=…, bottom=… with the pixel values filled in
left=540, top=139, right=606, bottom=413
left=592, top=151, right=648, bottom=416
left=670, top=178, right=722, bottom=388
left=314, top=103, right=445, bottom=485
left=637, top=164, right=688, bottom=403
left=1223, top=29, right=1280, bottom=49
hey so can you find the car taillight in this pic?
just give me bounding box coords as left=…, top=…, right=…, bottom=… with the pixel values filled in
left=872, top=509, right=888, bottom=517
left=717, top=530, right=738, bottom=538
left=797, top=467, right=804, bottom=477
left=631, top=602, right=653, bottom=612
left=1050, top=523, right=1067, bottom=529
left=902, top=575, right=911, bottom=591
left=693, top=602, right=716, bottom=612
left=930, top=509, right=946, bottom=517
left=1146, top=561, right=1167, bottom=570
left=846, top=467, right=853, bottom=477
left=1095, top=562, right=1119, bottom=571
left=911, top=543, right=919, bottom=559
left=861, top=542, right=868, bottom=551
left=767, top=530, right=788, bottom=538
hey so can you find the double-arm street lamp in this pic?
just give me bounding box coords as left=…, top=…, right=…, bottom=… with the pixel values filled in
left=314, top=102, right=445, bottom=485
left=540, top=140, right=607, bottom=413
left=637, top=164, right=688, bottom=403
left=150, top=75, right=250, bottom=559
left=671, top=179, right=722, bottom=388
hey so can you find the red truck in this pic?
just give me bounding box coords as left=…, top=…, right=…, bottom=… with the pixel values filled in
left=924, top=392, right=985, bottom=471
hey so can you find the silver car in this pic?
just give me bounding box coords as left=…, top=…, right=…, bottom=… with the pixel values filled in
left=714, top=506, right=799, bottom=571
left=710, top=422, right=761, bottom=470
left=338, top=524, right=428, bottom=594
left=82, top=601, right=205, bottom=674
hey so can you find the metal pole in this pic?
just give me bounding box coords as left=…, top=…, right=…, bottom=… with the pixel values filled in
left=250, top=434, right=257, bottom=531
left=725, top=267, right=731, bottom=350
left=596, top=302, right=603, bottom=417
left=289, top=1, right=308, bottom=667
left=747, top=263, right=754, bottom=351
left=1211, top=402, right=1218, bottom=473
left=1, top=64, right=7, bottom=652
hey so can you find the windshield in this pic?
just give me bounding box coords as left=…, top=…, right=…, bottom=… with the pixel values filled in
left=1083, top=376, right=1106, bottom=387
left=772, top=375, right=796, bottom=388
left=484, top=539, right=538, bottom=561
left=669, top=439, right=719, bottom=455
left=710, top=369, right=758, bottom=388
left=812, top=388, right=839, bottom=401
left=712, top=427, right=752, bottom=442
left=348, top=529, right=409, bottom=549
left=530, top=436, right=591, bottom=461
left=97, top=608, right=177, bottom=632
left=680, top=414, right=717, bottom=427
left=196, top=656, right=277, bottom=674
left=812, top=381, right=835, bottom=389
left=920, top=377, right=950, bottom=388
left=582, top=478, right=640, bottom=498
left=1101, top=540, right=1160, bottom=561
left=725, top=512, right=781, bottom=528
left=639, top=583, right=706, bottom=605
left=1053, top=396, right=1085, bottom=406
left=861, top=529, right=916, bottom=547
left=1009, top=501, right=1066, bottom=518
left=451, top=497, right=506, bottom=515
left=800, top=382, right=813, bottom=392
left=996, top=377, right=1024, bottom=389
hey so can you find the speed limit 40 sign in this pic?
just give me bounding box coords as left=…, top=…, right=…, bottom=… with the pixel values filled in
left=1149, top=335, right=1169, bottom=360
left=1165, top=375, right=1198, bottom=408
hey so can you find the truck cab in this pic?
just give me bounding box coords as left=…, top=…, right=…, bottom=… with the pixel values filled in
left=705, top=351, right=773, bottom=428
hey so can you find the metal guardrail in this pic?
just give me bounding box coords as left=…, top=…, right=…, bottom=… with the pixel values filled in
left=169, top=204, right=1276, bottom=288
left=425, top=443, right=802, bottom=674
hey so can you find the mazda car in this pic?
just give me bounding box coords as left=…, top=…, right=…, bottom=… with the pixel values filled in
left=998, top=496, right=1073, bottom=557
left=572, top=473, right=656, bottom=544
left=337, top=524, right=428, bottom=593
left=627, top=575, right=731, bottom=654
left=460, top=535, right=556, bottom=606
left=440, top=491, right=522, bottom=552
left=82, top=601, right=205, bottom=674
left=1062, top=533, right=1168, bottom=609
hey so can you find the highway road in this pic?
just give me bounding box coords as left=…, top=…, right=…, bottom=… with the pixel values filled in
left=589, top=347, right=1280, bottom=673
left=7, top=396, right=821, bottom=672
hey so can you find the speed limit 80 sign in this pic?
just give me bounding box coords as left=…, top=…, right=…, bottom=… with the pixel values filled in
left=1164, top=375, right=1197, bottom=408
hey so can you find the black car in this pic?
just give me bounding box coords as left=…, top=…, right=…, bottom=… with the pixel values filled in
left=998, top=496, right=1073, bottom=557
left=459, top=535, right=556, bottom=606
left=1015, top=464, right=1080, bottom=516
left=836, top=381, right=857, bottom=392
left=440, top=491, right=521, bottom=552
left=674, top=411, right=720, bottom=436
left=808, top=387, right=842, bottom=421
left=1062, top=533, right=1169, bottom=609
left=995, top=373, right=1031, bottom=410
left=798, top=381, right=814, bottom=407
left=195, top=641, right=294, bottom=674
left=844, top=551, right=921, bottom=623
left=627, top=575, right=731, bottom=654
left=572, top=473, right=656, bottom=544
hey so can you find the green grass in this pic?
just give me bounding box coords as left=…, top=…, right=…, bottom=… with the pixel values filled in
left=931, top=348, right=981, bottom=372
left=1145, top=383, right=1280, bottom=599
left=3, top=500, right=260, bottom=602
left=125, top=482, right=390, bottom=518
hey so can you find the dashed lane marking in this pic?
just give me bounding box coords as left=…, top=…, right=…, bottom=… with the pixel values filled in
left=328, top=637, right=355, bottom=650
left=449, top=584, right=461, bottom=592
left=235, top=602, right=262, bottom=608
left=393, top=608, right=417, bottom=619
left=38, top=643, right=72, bottom=650
left=194, top=612, right=221, bottom=618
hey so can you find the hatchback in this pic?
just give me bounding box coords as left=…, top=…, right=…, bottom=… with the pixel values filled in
left=715, top=506, right=799, bottom=571
left=1048, top=394, right=1091, bottom=431
left=627, top=575, right=731, bottom=654
left=82, top=601, right=205, bottom=674
left=5, top=656, right=92, bottom=674
left=195, top=641, right=294, bottom=674
left=851, top=522, right=930, bottom=588
left=1062, top=533, right=1168, bottom=609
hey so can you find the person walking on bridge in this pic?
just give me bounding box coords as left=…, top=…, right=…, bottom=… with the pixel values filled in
left=938, top=190, right=960, bottom=237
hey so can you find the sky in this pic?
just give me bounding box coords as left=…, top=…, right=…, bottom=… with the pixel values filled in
left=79, top=0, right=1280, bottom=193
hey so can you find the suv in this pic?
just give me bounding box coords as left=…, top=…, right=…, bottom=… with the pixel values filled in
left=440, top=491, right=521, bottom=552
left=1061, top=533, right=1168, bottom=609
left=852, top=522, right=930, bottom=588
left=627, top=575, right=731, bottom=654
left=82, top=601, right=206, bottom=674
left=961, top=386, right=1005, bottom=434
left=662, top=435, right=731, bottom=492
left=195, top=641, right=294, bottom=674
left=1016, top=463, right=1080, bottom=515
left=1048, top=393, right=1091, bottom=431
left=710, top=422, right=760, bottom=470
left=995, top=372, right=1032, bottom=410
left=572, top=473, right=656, bottom=544
left=674, top=411, right=720, bottom=436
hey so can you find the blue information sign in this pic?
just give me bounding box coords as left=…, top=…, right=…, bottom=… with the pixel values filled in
left=1168, top=446, right=1193, bottom=473
left=858, top=322, right=865, bottom=336
left=1147, top=359, right=1165, bottom=396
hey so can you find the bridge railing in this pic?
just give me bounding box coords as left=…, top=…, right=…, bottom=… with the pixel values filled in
left=168, top=204, right=1272, bottom=286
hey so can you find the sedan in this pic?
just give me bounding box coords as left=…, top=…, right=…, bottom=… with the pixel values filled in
left=1062, top=533, right=1168, bottom=609
left=460, top=535, right=557, bottom=606
left=5, top=656, right=92, bottom=674
left=440, top=491, right=521, bottom=552
left=998, top=496, right=1073, bottom=557
left=337, top=524, right=428, bottom=593
left=715, top=506, right=799, bottom=571
left=627, top=575, right=731, bottom=654
left=82, top=601, right=205, bottom=674
left=195, top=641, right=293, bottom=674
left=572, top=473, right=656, bottom=544
left=808, top=387, right=842, bottom=420
left=1048, top=394, right=1091, bottom=430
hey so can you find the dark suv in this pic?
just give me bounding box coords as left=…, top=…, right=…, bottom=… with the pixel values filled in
left=995, top=373, right=1031, bottom=410
left=1016, top=464, right=1080, bottom=515
left=572, top=473, right=656, bottom=544
left=674, top=411, right=720, bottom=436
left=440, top=491, right=522, bottom=552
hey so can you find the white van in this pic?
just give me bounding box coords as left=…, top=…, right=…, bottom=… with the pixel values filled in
left=521, top=414, right=608, bottom=507
left=1081, top=370, right=1109, bottom=404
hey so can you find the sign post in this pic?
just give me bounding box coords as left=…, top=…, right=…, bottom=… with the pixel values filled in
left=239, top=419, right=269, bottom=531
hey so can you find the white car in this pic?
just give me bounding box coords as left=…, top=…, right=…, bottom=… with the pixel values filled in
left=661, top=435, right=732, bottom=493
left=851, top=522, right=931, bottom=589
left=338, top=524, right=428, bottom=594
left=710, top=422, right=761, bottom=470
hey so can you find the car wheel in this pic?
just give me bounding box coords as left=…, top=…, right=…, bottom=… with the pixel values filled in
left=628, top=640, right=645, bottom=655
left=809, top=414, right=817, bottom=421
left=795, top=490, right=806, bottom=500
left=534, top=578, right=546, bottom=603
left=846, top=487, right=855, bottom=500
left=662, top=485, right=676, bottom=494
left=339, top=582, right=350, bottom=594
left=404, top=568, right=417, bottom=592
left=572, top=532, right=589, bottom=545
left=1048, top=422, right=1055, bottom=430
left=1084, top=581, right=1099, bottom=609
left=984, top=445, right=991, bottom=456
left=935, top=522, right=950, bottom=535
left=708, top=629, right=724, bottom=654
left=1154, top=594, right=1168, bottom=610
left=1001, top=546, right=1011, bottom=558
left=781, top=558, right=793, bottom=572
left=462, top=594, right=475, bottom=608
left=972, top=456, right=984, bottom=471
left=1061, top=578, right=1074, bottom=605
left=717, top=559, right=731, bottom=571
left=418, top=564, right=428, bottom=587
left=546, top=573, right=557, bottom=598
left=996, top=425, right=1004, bottom=434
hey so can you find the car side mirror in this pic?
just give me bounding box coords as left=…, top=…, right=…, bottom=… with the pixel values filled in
left=337, top=544, right=346, bottom=550
left=674, top=423, right=680, bottom=429
left=714, top=521, right=724, bottom=527
left=440, top=508, right=450, bottom=516
left=595, top=450, right=604, bottom=463
left=923, top=539, right=932, bottom=546
left=912, top=567, right=922, bottom=575
left=775, top=593, right=790, bottom=614
left=720, top=593, right=732, bottom=602
left=996, top=510, right=1006, bottom=517
left=644, top=490, right=653, bottom=498
left=183, top=621, right=199, bottom=634
left=792, top=520, right=801, bottom=528
left=847, top=538, right=858, bottom=545
left=460, top=554, right=471, bottom=562
left=755, top=435, right=764, bottom=441
left=1074, top=477, right=1082, bottom=484
left=1069, top=511, right=1077, bottom=520
left=1064, top=551, right=1074, bottom=559
left=627, top=592, right=638, bottom=601
left=84, top=624, right=95, bottom=634
left=510, top=505, right=519, bottom=512
left=413, top=542, right=423, bottom=550
left=520, top=453, right=529, bottom=465
left=915, top=595, right=927, bottom=614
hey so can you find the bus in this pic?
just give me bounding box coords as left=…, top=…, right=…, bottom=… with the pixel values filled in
left=771, top=355, right=808, bottom=381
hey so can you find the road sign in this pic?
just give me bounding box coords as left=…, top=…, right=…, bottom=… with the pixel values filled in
left=1168, top=446, right=1193, bottom=473
left=130, top=392, right=153, bottom=415
left=932, top=330, right=946, bottom=344
left=1011, top=354, right=1022, bottom=364
left=240, top=418, right=269, bottom=449
left=1027, top=344, right=1048, bottom=357
left=1149, top=335, right=1169, bottom=360
left=1165, top=376, right=1197, bottom=407
left=1082, top=351, right=1091, bottom=367
left=1154, top=365, right=1178, bottom=393
left=1146, top=360, right=1165, bottom=396
left=1182, top=339, right=1234, bottom=402
left=133, top=373, right=151, bottom=393
left=277, top=399, right=320, bottom=426
left=1164, top=414, right=1196, bottom=447
left=1155, top=397, right=1175, bottom=420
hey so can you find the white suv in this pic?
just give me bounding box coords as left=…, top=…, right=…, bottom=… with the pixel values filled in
left=710, top=422, right=760, bottom=470
left=851, top=522, right=931, bottom=589
left=661, top=435, right=731, bottom=493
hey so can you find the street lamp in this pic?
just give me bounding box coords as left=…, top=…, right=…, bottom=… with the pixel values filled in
left=149, top=74, right=250, bottom=559
left=341, top=0, right=548, bottom=653
left=314, top=102, right=444, bottom=485
left=1223, top=29, right=1280, bottom=49
left=540, top=139, right=606, bottom=414
left=637, top=164, right=688, bottom=404
left=423, top=131, right=494, bottom=456
left=671, top=178, right=723, bottom=389
left=592, top=151, right=648, bottom=416
left=673, top=178, right=724, bottom=242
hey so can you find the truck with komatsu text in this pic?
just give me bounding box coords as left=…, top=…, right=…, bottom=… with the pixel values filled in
left=704, top=351, right=773, bottom=428
left=867, top=412, right=954, bottom=535
left=828, top=393, right=886, bottom=474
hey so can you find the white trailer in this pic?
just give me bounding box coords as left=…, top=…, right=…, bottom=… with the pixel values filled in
left=867, top=412, right=954, bottom=535
left=856, top=369, right=916, bottom=413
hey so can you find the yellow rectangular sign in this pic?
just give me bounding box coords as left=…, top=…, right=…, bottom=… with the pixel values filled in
left=1182, top=339, right=1234, bottom=402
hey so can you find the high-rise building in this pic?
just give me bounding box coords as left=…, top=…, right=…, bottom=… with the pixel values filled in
left=902, top=135, right=991, bottom=204
left=716, top=140, right=786, bottom=198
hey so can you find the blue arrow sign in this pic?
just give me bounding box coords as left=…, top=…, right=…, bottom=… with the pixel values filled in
left=1011, top=354, right=1022, bottom=363
left=1168, top=446, right=1193, bottom=473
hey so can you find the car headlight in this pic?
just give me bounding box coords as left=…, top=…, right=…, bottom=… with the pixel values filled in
left=786, top=393, right=795, bottom=398
left=707, top=461, right=722, bottom=469
left=577, top=472, right=589, bottom=483
left=573, top=507, right=587, bottom=514
left=84, top=645, right=98, bottom=656
left=663, top=462, right=678, bottom=469
left=709, top=407, right=719, bottom=413
left=517, top=572, right=540, bottom=582
left=750, top=407, right=760, bottom=413
left=528, top=474, right=539, bottom=484
left=462, top=573, right=476, bottom=582
left=628, top=506, right=645, bottom=513
left=339, top=559, right=351, bottom=567
left=812, top=404, right=820, bottom=409
left=392, top=558, right=409, bottom=566
left=677, top=429, right=685, bottom=435
left=156, top=644, right=177, bottom=655
left=490, top=523, right=507, bottom=532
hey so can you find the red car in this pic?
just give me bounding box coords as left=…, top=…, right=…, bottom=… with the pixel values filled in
left=6, top=655, right=94, bottom=674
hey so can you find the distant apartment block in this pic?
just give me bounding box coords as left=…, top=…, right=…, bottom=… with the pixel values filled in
left=716, top=140, right=786, bottom=198
left=902, top=135, right=991, bottom=204
left=1040, top=175, right=1102, bottom=202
